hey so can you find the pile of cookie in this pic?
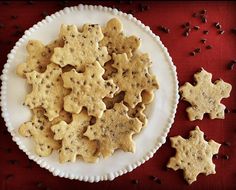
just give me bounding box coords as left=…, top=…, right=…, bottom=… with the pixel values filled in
left=17, top=18, right=158, bottom=163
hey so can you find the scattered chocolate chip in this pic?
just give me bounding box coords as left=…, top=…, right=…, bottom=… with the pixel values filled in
left=185, top=22, right=190, bottom=27
left=192, top=12, right=198, bottom=17
left=214, top=22, right=222, bottom=29
left=5, top=40, right=12, bottom=45
left=203, top=30, right=209, bottom=34
left=5, top=174, right=14, bottom=180
left=224, top=108, right=230, bottom=113
left=183, top=31, right=189, bottom=37
left=223, top=141, right=231, bottom=146
left=231, top=28, right=236, bottom=34
left=27, top=0, right=34, bottom=5
left=11, top=15, right=18, bottom=19
left=227, top=61, right=235, bottom=70
left=158, top=25, right=170, bottom=33
left=128, top=0, right=133, bottom=4
left=13, top=30, right=23, bottom=37
left=222, top=155, right=229, bottom=160
left=2, top=1, right=10, bottom=5
left=200, top=9, right=207, bottom=14
left=186, top=28, right=191, bottom=32
left=193, top=26, right=200, bottom=30
left=213, top=154, right=219, bottom=159
left=41, top=11, right=48, bottom=17
left=132, top=179, right=139, bottom=184
left=194, top=48, right=201, bottom=53
left=127, top=9, right=135, bottom=14
left=36, top=181, right=44, bottom=188
left=218, top=30, right=225, bottom=35
left=13, top=25, right=20, bottom=29
left=190, top=51, right=195, bottom=56
left=201, top=16, right=207, bottom=23
left=5, top=147, right=12, bottom=153
left=232, top=109, right=236, bottom=113
left=206, top=45, right=212, bottom=49
left=200, top=38, right=207, bottom=44
left=150, top=176, right=161, bottom=184
left=8, top=159, right=19, bottom=165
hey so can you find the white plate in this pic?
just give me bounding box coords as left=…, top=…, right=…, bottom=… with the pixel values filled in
left=0, top=4, right=179, bottom=182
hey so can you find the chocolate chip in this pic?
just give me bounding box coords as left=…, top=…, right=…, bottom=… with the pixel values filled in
left=222, top=155, right=229, bottom=160
left=201, top=16, right=207, bottom=23
left=27, top=0, right=34, bottom=5
left=206, top=45, right=212, bottom=49
left=158, top=25, right=170, bottom=33
left=213, top=154, right=219, bottom=159
left=200, top=38, right=207, bottom=44
left=190, top=51, right=195, bottom=56
left=223, top=141, right=231, bottom=146
left=150, top=176, right=161, bottom=184
left=224, top=108, right=230, bottom=113
left=36, top=181, right=44, bottom=188
left=194, top=48, right=201, bottom=53
left=200, top=9, right=207, bottom=14
left=183, top=31, right=189, bottom=37
left=232, top=109, right=236, bottom=113
left=203, top=30, right=209, bottom=34
left=227, top=61, right=235, bottom=70
left=8, top=159, right=19, bottom=165
left=2, top=1, right=10, bottom=5
left=132, top=179, right=139, bottom=184
left=193, top=26, right=200, bottom=30
left=11, top=15, right=18, bottom=19
left=41, top=11, right=48, bottom=17
left=218, top=30, right=225, bottom=35
left=5, top=147, right=12, bottom=153
left=215, top=23, right=222, bottom=29
left=231, top=28, right=236, bottom=34
left=192, top=12, right=198, bottom=17
left=13, top=30, right=23, bottom=37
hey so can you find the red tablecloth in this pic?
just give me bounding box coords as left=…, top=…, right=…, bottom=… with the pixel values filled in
left=0, top=1, right=236, bottom=190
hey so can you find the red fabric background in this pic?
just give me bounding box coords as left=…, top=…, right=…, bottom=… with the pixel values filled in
left=0, top=1, right=235, bottom=190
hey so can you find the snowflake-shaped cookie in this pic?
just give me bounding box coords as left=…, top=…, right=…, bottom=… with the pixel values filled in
left=51, top=110, right=98, bottom=163
left=17, top=39, right=63, bottom=77
left=84, top=103, right=142, bottom=158
left=51, top=24, right=110, bottom=70
left=62, top=61, right=118, bottom=118
left=18, top=108, right=71, bottom=157
left=167, top=126, right=221, bottom=184
left=24, top=63, right=68, bottom=121
left=100, top=18, right=140, bottom=58
left=179, top=68, right=232, bottom=121
left=112, top=53, right=158, bottom=108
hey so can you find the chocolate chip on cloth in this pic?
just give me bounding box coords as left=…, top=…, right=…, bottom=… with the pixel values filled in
left=111, top=53, right=158, bottom=108
left=179, top=68, right=232, bottom=121
left=62, top=61, right=118, bottom=118
left=51, top=24, right=110, bottom=70
left=167, top=126, right=221, bottom=184
left=84, top=103, right=142, bottom=158
left=24, top=63, right=69, bottom=121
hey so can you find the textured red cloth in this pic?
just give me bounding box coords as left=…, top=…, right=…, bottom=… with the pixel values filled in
left=0, top=1, right=235, bottom=190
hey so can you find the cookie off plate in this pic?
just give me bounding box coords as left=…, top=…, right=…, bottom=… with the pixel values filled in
left=0, top=4, right=179, bottom=182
